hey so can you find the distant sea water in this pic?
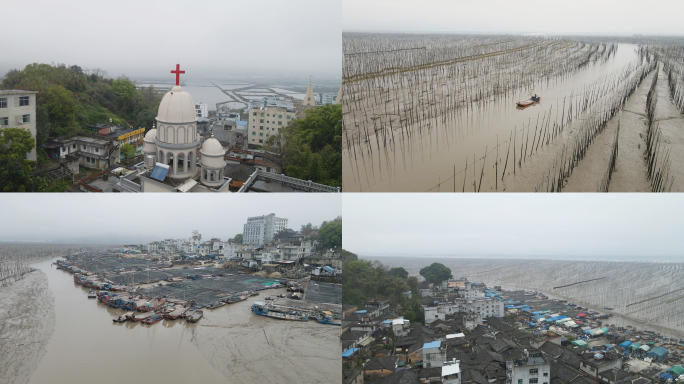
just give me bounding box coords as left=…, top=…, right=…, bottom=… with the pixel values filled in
left=364, top=255, right=684, bottom=338
left=134, top=79, right=307, bottom=111
left=365, top=254, right=684, bottom=263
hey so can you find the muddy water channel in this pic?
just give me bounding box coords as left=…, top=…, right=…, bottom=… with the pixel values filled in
left=28, top=259, right=225, bottom=384
left=28, top=259, right=340, bottom=384
left=343, top=43, right=644, bottom=192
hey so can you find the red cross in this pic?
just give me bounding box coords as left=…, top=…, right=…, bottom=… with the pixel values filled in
left=171, top=64, right=185, bottom=86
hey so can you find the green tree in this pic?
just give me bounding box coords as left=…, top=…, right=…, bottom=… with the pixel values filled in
left=340, top=249, right=358, bottom=262
left=281, top=104, right=341, bottom=187
left=111, top=77, right=138, bottom=116
left=45, top=84, right=77, bottom=136
left=388, top=267, right=409, bottom=279
left=419, top=263, right=453, bottom=285
left=318, top=221, right=342, bottom=249
left=231, top=234, right=243, bottom=244
left=300, top=222, right=318, bottom=238
left=0, top=128, right=46, bottom=192
left=121, top=143, right=135, bottom=159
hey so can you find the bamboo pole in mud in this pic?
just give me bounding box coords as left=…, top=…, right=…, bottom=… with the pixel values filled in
left=463, top=157, right=468, bottom=193
left=345, top=34, right=669, bottom=192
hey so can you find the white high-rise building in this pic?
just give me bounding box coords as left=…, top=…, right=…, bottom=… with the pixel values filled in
left=0, top=90, right=38, bottom=160
left=195, top=102, right=208, bottom=118
left=243, top=213, right=288, bottom=245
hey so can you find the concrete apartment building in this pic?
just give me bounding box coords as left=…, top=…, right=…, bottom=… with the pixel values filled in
left=247, top=106, right=295, bottom=146
left=0, top=90, right=38, bottom=160
left=195, top=102, right=208, bottom=118
left=243, top=213, right=288, bottom=245
left=43, top=136, right=121, bottom=169
left=456, top=297, right=505, bottom=318
left=422, top=340, right=446, bottom=368
left=506, top=351, right=551, bottom=384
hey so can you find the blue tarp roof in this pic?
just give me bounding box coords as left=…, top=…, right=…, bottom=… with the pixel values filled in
left=423, top=340, right=441, bottom=350
left=619, top=341, right=631, bottom=348
left=648, top=347, right=669, bottom=357
left=342, top=348, right=359, bottom=357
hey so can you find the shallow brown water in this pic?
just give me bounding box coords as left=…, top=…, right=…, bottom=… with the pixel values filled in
left=343, top=43, right=642, bottom=192
left=27, top=259, right=340, bottom=384
left=28, top=259, right=226, bottom=384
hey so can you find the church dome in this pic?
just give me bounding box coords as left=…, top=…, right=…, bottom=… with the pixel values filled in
left=143, top=128, right=157, bottom=153
left=200, top=137, right=225, bottom=169
left=200, top=137, right=224, bottom=156
left=143, top=128, right=157, bottom=142
left=156, top=86, right=196, bottom=124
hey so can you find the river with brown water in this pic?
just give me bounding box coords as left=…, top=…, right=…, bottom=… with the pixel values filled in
left=18, top=259, right=339, bottom=384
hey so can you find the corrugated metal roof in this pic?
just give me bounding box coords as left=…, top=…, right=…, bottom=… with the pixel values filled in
left=423, top=340, right=441, bottom=350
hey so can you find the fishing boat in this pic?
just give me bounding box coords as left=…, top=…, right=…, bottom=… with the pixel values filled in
left=141, top=314, right=164, bottom=324
left=517, top=95, right=540, bottom=107
left=251, top=301, right=308, bottom=321
left=186, top=310, right=203, bottom=323
left=316, top=311, right=341, bottom=326
left=131, top=312, right=154, bottom=322
left=164, top=306, right=189, bottom=320
left=87, top=290, right=96, bottom=299
left=113, top=311, right=134, bottom=322
left=225, top=293, right=249, bottom=304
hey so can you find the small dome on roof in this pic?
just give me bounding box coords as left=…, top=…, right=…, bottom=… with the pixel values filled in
left=156, top=86, right=196, bottom=124
left=200, top=137, right=224, bottom=156
left=143, top=128, right=158, bottom=153
left=143, top=128, right=157, bottom=142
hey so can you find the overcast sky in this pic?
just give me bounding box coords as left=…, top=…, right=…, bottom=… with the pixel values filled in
left=343, top=194, right=684, bottom=259
left=344, top=0, right=684, bottom=35
left=1, top=0, right=341, bottom=81
left=0, top=194, right=341, bottom=244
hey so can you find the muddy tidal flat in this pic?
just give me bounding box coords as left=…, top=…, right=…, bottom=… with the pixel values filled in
left=342, top=33, right=684, bottom=192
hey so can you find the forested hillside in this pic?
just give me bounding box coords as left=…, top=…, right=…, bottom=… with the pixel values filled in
left=1, top=63, right=161, bottom=150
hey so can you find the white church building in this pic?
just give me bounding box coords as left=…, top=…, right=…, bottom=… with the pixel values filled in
left=116, top=65, right=339, bottom=193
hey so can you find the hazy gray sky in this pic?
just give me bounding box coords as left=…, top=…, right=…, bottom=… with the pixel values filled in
left=344, top=0, right=684, bottom=35
left=1, top=0, right=341, bottom=80
left=0, top=194, right=341, bottom=244
left=343, top=194, right=684, bottom=258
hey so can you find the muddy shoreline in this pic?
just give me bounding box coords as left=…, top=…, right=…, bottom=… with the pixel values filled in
left=0, top=269, right=55, bottom=384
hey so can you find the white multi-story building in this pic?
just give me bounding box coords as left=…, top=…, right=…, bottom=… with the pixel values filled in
left=247, top=106, right=296, bottom=146
left=422, top=340, right=446, bottom=368
left=506, top=351, right=551, bottom=384
left=423, top=302, right=461, bottom=324
left=320, top=93, right=337, bottom=105
left=195, top=102, right=208, bottom=118
left=442, top=360, right=461, bottom=384
left=0, top=90, right=39, bottom=160
left=243, top=213, right=288, bottom=245
left=456, top=297, right=505, bottom=318
left=222, top=242, right=243, bottom=258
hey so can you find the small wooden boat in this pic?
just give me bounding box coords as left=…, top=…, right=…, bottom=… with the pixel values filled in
left=517, top=95, right=540, bottom=107
left=141, top=314, right=164, bottom=324
left=186, top=310, right=203, bottom=323
left=131, top=312, right=154, bottom=322
left=87, top=290, right=97, bottom=299
left=113, top=311, right=134, bottom=322
left=164, top=306, right=189, bottom=320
